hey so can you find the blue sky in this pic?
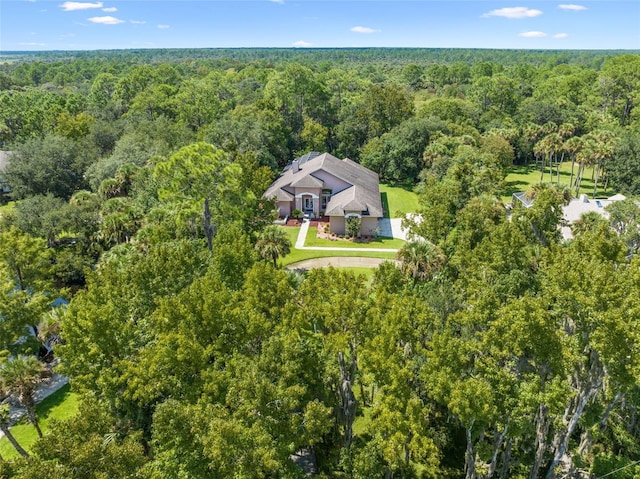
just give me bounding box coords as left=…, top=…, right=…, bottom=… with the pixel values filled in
left=1, top=1, right=639, bottom=51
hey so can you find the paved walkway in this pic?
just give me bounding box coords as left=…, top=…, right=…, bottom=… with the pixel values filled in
left=286, top=257, right=398, bottom=270
left=295, top=218, right=311, bottom=248
left=1, top=371, right=69, bottom=438
left=294, top=218, right=400, bottom=252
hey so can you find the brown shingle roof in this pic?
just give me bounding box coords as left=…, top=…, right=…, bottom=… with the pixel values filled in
left=265, top=152, right=383, bottom=218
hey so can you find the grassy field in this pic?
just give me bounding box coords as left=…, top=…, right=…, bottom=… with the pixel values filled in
left=305, top=226, right=405, bottom=249
left=502, top=163, right=614, bottom=204
left=0, top=384, right=79, bottom=459
left=278, top=226, right=397, bottom=266
left=379, top=183, right=420, bottom=218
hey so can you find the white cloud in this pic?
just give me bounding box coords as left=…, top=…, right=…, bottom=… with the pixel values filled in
left=102, top=6, right=117, bottom=12
left=19, top=42, right=47, bottom=46
left=293, top=40, right=312, bottom=47
left=87, top=15, right=125, bottom=24
left=554, top=33, right=569, bottom=38
left=157, top=24, right=170, bottom=29
left=60, top=2, right=103, bottom=11
left=558, top=4, right=587, bottom=11
left=482, top=7, right=543, bottom=19
left=130, top=20, right=146, bottom=24
left=520, top=31, right=547, bottom=37
left=270, top=0, right=285, bottom=3
left=350, top=26, right=380, bottom=34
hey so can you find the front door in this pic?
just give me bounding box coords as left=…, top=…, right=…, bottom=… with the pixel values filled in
left=303, top=196, right=313, bottom=212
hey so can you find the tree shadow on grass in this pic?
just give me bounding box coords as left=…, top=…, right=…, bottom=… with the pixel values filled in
left=37, top=383, right=72, bottom=420
left=380, top=192, right=390, bottom=218
left=504, top=179, right=530, bottom=200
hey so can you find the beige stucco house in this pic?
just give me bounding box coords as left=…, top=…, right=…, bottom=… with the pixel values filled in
left=265, top=152, right=384, bottom=236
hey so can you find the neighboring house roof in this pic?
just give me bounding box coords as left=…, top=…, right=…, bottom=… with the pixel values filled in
left=265, top=152, right=383, bottom=218
left=561, top=193, right=627, bottom=240
left=512, top=191, right=535, bottom=208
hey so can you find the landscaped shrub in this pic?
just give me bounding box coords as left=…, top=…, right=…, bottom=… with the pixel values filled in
left=346, top=216, right=361, bottom=238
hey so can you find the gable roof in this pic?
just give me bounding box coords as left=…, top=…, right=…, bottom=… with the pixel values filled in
left=265, top=152, right=383, bottom=218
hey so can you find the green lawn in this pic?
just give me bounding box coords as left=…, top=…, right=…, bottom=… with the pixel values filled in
left=379, top=183, right=420, bottom=218
left=305, top=227, right=405, bottom=249
left=278, top=226, right=396, bottom=266
left=0, top=384, right=79, bottom=459
left=502, top=163, right=614, bottom=203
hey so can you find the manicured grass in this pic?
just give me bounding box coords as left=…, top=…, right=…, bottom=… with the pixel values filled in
left=502, top=163, right=615, bottom=204
left=334, top=267, right=376, bottom=280
left=305, top=227, right=405, bottom=249
left=278, top=226, right=396, bottom=266
left=278, top=226, right=399, bottom=267
left=280, top=225, right=300, bottom=248
left=0, top=384, right=79, bottom=459
left=380, top=183, right=420, bottom=218
left=281, top=247, right=397, bottom=267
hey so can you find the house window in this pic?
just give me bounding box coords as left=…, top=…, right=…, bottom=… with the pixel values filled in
left=321, top=189, right=332, bottom=210
left=304, top=196, right=314, bottom=211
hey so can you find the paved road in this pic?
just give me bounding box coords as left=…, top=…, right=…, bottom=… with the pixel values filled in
left=286, top=256, right=398, bottom=270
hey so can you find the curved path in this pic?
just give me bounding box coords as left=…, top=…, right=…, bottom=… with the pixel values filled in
left=286, top=256, right=398, bottom=270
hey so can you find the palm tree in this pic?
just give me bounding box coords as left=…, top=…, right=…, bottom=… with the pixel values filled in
left=535, top=133, right=563, bottom=184
left=590, top=130, right=616, bottom=198
left=556, top=123, right=576, bottom=182
left=0, top=403, right=29, bottom=457
left=0, top=355, right=50, bottom=438
left=571, top=211, right=608, bottom=237
left=255, top=225, right=292, bottom=268
left=563, top=136, right=583, bottom=191
left=574, top=136, right=596, bottom=197
left=396, top=240, right=446, bottom=283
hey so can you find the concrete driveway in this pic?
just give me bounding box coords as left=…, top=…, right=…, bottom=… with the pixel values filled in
left=378, top=218, right=409, bottom=240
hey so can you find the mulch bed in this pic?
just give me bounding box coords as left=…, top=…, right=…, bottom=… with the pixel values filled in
left=315, top=221, right=377, bottom=243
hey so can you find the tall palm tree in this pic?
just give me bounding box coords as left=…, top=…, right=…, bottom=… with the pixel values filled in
left=535, top=133, right=563, bottom=183
left=0, top=403, right=29, bottom=457
left=563, top=136, right=583, bottom=191
left=396, top=240, right=446, bottom=283
left=590, top=130, right=616, bottom=198
left=556, top=123, right=576, bottom=182
left=574, top=135, right=597, bottom=197
left=255, top=225, right=292, bottom=268
left=0, top=355, right=50, bottom=438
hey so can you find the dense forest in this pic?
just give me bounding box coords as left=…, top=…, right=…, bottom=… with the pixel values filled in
left=0, top=48, right=639, bottom=478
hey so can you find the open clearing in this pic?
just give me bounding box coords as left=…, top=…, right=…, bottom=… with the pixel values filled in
left=502, top=163, right=616, bottom=204
left=379, top=183, right=420, bottom=218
